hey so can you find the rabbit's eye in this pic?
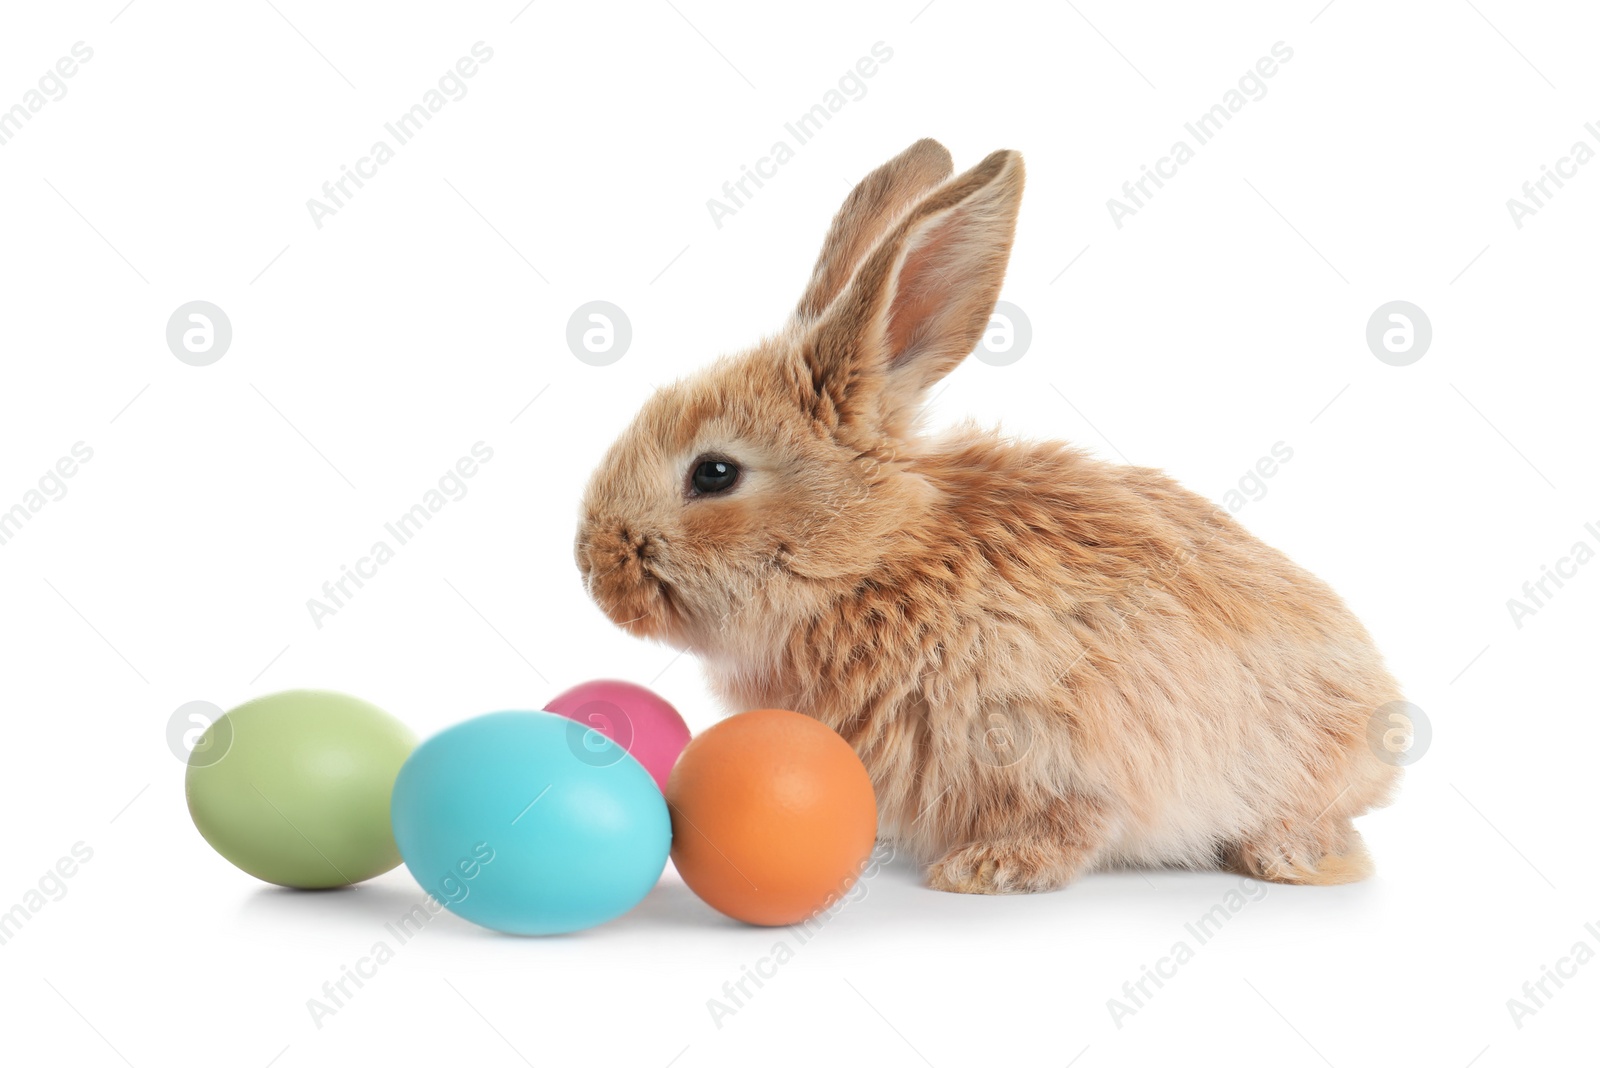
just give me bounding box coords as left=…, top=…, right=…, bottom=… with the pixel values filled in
left=690, top=458, right=739, bottom=496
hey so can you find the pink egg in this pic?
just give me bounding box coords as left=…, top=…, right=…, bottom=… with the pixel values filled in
left=543, top=679, right=691, bottom=793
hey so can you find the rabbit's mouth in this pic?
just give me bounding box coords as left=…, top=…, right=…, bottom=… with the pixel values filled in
left=579, top=542, right=685, bottom=642
left=637, top=564, right=683, bottom=622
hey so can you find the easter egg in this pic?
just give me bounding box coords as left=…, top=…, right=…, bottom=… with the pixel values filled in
left=667, top=709, right=877, bottom=926
left=543, top=679, right=691, bottom=793
left=185, top=690, right=417, bottom=889
left=390, top=710, right=670, bottom=935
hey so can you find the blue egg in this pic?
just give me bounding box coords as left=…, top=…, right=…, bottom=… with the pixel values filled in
left=391, top=710, right=670, bottom=935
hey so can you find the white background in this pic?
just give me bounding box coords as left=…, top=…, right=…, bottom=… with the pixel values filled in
left=1, top=1, right=1596, bottom=1065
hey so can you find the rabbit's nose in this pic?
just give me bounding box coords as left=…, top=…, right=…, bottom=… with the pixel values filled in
left=578, top=522, right=652, bottom=577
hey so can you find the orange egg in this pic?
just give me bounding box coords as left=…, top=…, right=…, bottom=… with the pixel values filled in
left=666, top=709, right=877, bottom=926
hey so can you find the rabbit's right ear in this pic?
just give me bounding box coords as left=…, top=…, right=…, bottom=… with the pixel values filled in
left=794, top=139, right=953, bottom=322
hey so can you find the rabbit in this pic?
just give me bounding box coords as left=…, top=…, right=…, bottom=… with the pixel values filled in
left=575, top=138, right=1402, bottom=894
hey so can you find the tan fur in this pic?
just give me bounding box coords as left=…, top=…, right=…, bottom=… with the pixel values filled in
left=576, top=142, right=1402, bottom=894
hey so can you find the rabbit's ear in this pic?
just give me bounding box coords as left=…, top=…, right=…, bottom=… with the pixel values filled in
left=809, top=149, right=1023, bottom=430
left=794, top=139, right=954, bottom=322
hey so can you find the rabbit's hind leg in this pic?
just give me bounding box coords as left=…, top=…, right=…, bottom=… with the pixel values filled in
left=1223, top=817, right=1374, bottom=886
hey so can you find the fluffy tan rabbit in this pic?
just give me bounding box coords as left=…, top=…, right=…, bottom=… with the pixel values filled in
left=576, top=139, right=1402, bottom=894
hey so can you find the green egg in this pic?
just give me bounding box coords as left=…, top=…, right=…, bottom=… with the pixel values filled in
left=185, top=690, right=417, bottom=889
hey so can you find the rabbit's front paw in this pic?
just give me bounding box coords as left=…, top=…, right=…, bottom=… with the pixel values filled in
left=925, top=840, right=1079, bottom=895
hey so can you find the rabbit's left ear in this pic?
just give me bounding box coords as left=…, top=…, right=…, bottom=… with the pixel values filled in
left=807, top=149, right=1024, bottom=433
left=795, top=138, right=953, bottom=322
